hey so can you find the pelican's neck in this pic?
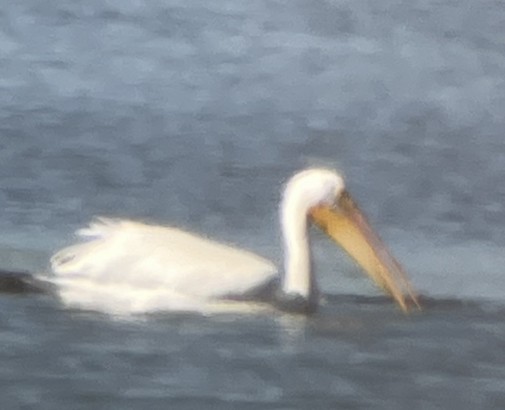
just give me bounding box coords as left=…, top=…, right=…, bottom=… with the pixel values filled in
left=280, top=194, right=313, bottom=300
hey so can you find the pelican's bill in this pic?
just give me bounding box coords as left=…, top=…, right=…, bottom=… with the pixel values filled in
left=309, top=190, right=419, bottom=312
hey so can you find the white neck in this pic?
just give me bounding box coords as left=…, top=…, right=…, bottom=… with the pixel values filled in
left=277, top=168, right=344, bottom=302
left=280, top=194, right=312, bottom=299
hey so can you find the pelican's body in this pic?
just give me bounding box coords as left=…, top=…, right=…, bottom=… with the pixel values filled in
left=51, top=219, right=279, bottom=313
left=45, top=169, right=418, bottom=314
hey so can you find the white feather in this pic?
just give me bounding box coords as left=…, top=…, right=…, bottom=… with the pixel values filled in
left=50, top=218, right=276, bottom=313
left=46, top=168, right=349, bottom=315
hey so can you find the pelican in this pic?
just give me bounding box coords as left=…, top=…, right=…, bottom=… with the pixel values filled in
left=4, top=168, right=419, bottom=314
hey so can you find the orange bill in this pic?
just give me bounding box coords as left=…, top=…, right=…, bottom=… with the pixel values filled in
left=309, top=190, right=420, bottom=312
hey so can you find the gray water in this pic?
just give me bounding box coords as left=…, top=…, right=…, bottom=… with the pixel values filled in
left=1, top=0, right=505, bottom=408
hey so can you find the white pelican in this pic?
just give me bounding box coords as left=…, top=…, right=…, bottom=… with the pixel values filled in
left=7, top=168, right=419, bottom=314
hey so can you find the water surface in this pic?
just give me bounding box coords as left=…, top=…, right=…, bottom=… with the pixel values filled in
left=1, top=0, right=505, bottom=408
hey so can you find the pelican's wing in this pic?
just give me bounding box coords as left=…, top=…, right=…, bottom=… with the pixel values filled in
left=50, top=218, right=277, bottom=313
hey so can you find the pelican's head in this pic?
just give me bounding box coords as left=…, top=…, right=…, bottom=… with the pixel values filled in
left=282, top=168, right=345, bottom=211
left=280, top=168, right=419, bottom=312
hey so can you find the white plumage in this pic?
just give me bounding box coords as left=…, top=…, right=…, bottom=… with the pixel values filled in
left=45, top=168, right=418, bottom=314
left=50, top=218, right=277, bottom=313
